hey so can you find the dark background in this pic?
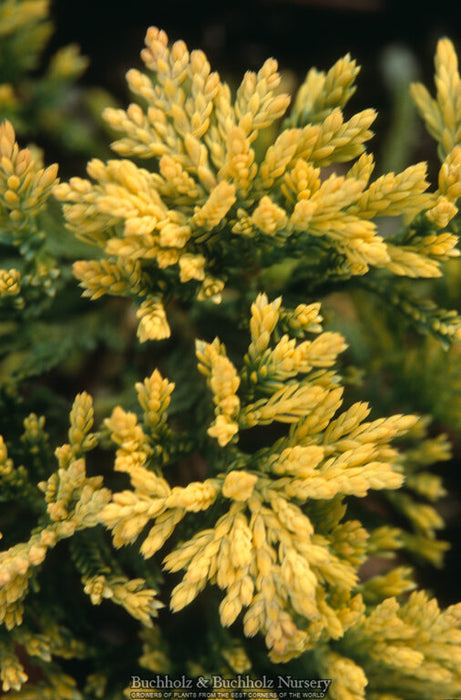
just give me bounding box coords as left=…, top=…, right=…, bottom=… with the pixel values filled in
left=47, top=0, right=461, bottom=604
left=48, top=0, right=461, bottom=107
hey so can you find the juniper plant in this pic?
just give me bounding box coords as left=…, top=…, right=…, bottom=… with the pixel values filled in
left=1, top=10, right=461, bottom=699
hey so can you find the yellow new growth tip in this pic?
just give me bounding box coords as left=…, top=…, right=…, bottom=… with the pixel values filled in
left=54, top=30, right=461, bottom=340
